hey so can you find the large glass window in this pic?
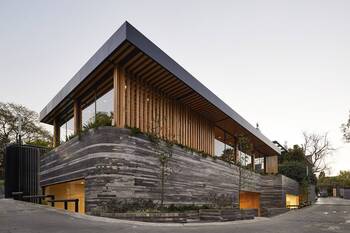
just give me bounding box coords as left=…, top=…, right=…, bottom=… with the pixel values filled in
left=215, top=139, right=226, bottom=157
left=214, top=127, right=236, bottom=163
left=82, top=88, right=114, bottom=130
left=96, top=89, right=113, bottom=118
left=60, top=117, right=74, bottom=142
left=254, top=157, right=265, bottom=173
left=238, top=150, right=252, bottom=169
left=82, top=102, right=95, bottom=128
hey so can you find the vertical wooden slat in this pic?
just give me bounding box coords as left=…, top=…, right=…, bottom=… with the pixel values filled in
left=136, top=78, right=140, bottom=129
left=114, top=66, right=125, bottom=128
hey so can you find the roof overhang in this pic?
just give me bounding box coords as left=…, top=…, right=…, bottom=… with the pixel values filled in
left=39, top=21, right=281, bottom=155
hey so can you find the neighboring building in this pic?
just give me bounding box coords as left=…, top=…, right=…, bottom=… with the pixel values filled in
left=344, top=188, right=350, bottom=199
left=39, top=22, right=299, bottom=216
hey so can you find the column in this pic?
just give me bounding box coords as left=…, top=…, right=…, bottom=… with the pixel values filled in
left=113, top=66, right=126, bottom=128
left=53, top=119, right=60, bottom=147
left=73, top=98, right=82, bottom=134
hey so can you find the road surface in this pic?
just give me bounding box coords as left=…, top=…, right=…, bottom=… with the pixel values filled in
left=0, top=197, right=349, bottom=233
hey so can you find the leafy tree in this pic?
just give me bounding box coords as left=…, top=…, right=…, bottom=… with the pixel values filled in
left=279, top=161, right=307, bottom=183
left=279, top=145, right=316, bottom=184
left=0, top=102, right=52, bottom=176
left=341, top=111, right=350, bottom=142
left=337, top=170, right=350, bottom=187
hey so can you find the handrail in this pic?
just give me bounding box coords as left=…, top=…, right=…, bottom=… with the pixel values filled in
left=47, top=199, right=79, bottom=212
left=12, top=192, right=23, bottom=200
left=22, top=195, right=55, bottom=204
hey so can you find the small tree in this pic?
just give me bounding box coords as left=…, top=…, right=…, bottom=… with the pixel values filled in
left=236, top=134, right=253, bottom=206
left=149, top=110, right=172, bottom=210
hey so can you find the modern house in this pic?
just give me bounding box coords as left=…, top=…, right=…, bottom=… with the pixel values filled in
left=39, top=22, right=299, bottom=216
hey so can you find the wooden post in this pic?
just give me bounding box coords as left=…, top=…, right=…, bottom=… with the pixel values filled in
left=252, top=154, right=255, bottom=171
left=73, top=99, right=82, bottom=134
left=234, top=139, right=238, bottom=163
left=114, top=66, right=126, bottom=128
left=53, top=119, right=60, bottom=147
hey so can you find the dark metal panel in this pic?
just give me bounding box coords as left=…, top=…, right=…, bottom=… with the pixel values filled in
left=39, top=22, right=128, bottom=122
left=4, top=144, right=48, bottom=198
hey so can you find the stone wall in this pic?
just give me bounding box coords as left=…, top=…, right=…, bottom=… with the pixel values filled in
left=40, top=127, right=299, bottom=215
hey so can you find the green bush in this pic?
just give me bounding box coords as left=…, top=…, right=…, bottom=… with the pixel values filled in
left=83, top=112, right=112, bottom=131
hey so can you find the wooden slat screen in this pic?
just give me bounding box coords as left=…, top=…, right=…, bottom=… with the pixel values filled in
left=114, top=68, right=215, bottom=155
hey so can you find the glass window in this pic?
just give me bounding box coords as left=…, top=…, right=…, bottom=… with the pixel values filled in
left=60, top=117, right=74, bottom=142
left=254, top=157, right=265, bottom=173
left=82, top=102, right=95, bottom=129
left=82, top=88, right=114, bottom=130
left=96, top=89, right=113, bottom=118
left=238, top=150, right=252, bottom=169
left=215, top=139, right=225, bottom=157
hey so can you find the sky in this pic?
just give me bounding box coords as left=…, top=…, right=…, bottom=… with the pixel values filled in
left=0, top=0, right=349, bottom=175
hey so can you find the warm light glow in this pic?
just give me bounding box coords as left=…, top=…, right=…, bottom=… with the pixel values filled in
left=44, top=179, right=85, bottom=213
left=240, top=191, right=260, bottom=216
left=286, top=194, right=299, bottom=208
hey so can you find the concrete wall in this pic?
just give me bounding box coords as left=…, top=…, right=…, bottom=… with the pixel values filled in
left=40, top=127, right=299, bottom=215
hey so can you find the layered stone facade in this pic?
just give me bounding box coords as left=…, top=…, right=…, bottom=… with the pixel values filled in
left=40, top=127, right=299, bottom=216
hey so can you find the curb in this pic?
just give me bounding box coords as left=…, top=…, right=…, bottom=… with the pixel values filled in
left=2, top=199, right=270, bottom=227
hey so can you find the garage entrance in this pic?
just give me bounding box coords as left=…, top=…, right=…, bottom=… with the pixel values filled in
left=43, top=179, right=85, bottom=213
left=239, top=191, right=260, bottom=216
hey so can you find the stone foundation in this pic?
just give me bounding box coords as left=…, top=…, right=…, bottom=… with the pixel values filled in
left=40, top=127, right=299, bottom=217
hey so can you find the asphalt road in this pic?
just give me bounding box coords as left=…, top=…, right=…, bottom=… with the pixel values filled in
left=1, top=198, right=350, bottom=233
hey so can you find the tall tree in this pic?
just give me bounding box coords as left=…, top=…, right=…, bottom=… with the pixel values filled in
left=341, top=111, right=350, bottom=142
left=302, top=132, right=334, bottom=173
left=0, top=102, right=52, bottom=173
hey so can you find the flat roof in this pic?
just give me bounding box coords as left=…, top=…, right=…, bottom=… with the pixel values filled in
left=39, top=21, right=280, bottom=154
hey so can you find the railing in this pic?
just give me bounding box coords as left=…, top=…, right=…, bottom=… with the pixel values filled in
left=22, top=195, right=55, bottom=204
left=47, top=199, right=79, bottom=213
left=12, top=192, right=23, bottom=200
left=12, top=192, right=79, bottom=213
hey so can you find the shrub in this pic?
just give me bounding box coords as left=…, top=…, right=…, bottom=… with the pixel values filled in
left=83, top=112, right=112, bottom=131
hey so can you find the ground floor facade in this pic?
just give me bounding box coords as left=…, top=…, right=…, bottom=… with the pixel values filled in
left=40, top=127, right=299, bottom=216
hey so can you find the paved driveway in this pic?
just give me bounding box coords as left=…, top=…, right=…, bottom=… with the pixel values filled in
left=1, top=198, right=350, bottom=233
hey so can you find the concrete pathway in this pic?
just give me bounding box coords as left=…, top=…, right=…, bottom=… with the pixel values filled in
left=1, top=198, right=350, bottom=233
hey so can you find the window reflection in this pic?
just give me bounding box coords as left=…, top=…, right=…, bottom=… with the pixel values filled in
left=254, top=157, right=265, bottom=173
left=215, top=139, right=225, bottom=157
left=60, top=117, right=74, bottom=142
left=96, top=89, right=113, bottom=118
left=82, top=88, right=114, bottom=130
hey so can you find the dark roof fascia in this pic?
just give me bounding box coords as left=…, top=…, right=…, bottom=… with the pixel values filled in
left=39, top=22, right=128, bottom=122
left=39, top=21, right=280, bottom=154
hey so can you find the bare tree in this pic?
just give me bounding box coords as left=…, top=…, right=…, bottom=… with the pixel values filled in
left=302, top=132, right=334, bottom=173
left=341, top=111, right=350, bottom=143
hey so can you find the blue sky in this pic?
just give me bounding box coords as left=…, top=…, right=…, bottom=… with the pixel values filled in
left=0, top=0, right=349, bottom=175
